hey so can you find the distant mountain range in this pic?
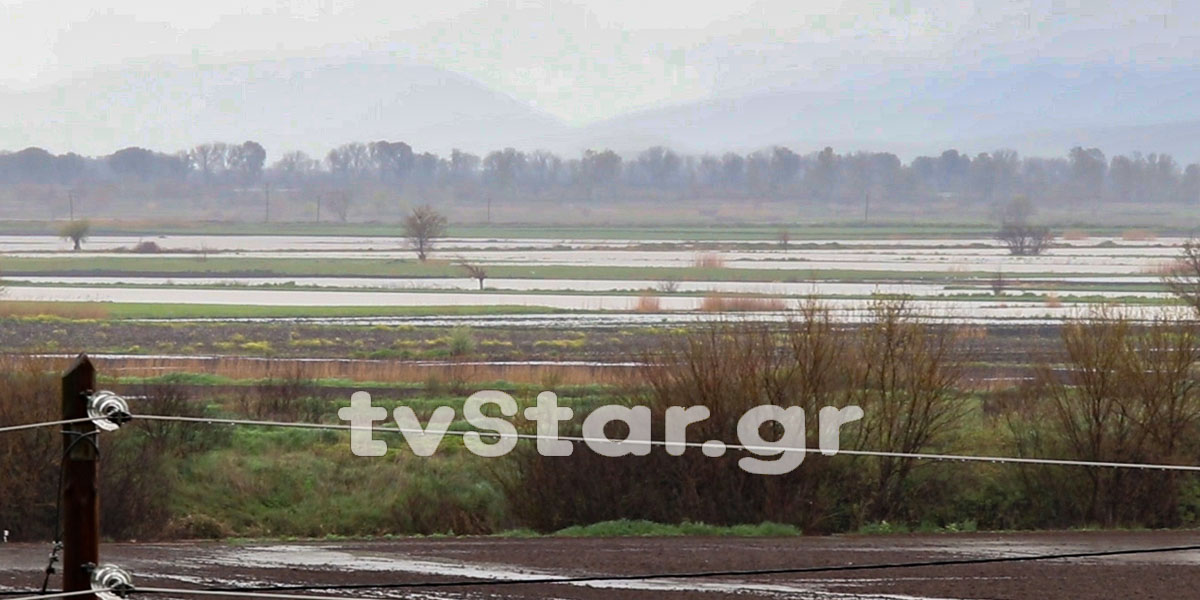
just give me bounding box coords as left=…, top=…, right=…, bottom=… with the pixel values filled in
left=2, top=57, right=1199, bottom=163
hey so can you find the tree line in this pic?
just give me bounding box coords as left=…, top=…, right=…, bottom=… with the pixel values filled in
left=2, top=142, right=1199, bottom=207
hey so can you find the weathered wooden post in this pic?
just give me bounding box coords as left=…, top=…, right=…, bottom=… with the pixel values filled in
left=61, top=354, right=99, bottom=599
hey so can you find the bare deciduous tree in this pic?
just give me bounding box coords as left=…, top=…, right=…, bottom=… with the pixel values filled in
left=997, top=223, right=1053, bottom=256
left=458, top=260, right=487, bottom=290
left=1162, top=239, right=1200, bottom=314
left=849, top=298, right=971, bottom=521
left=996, top=196, right=1053, bottom=256
left=1011, top=307, right=1200, bottom=526
left=404, top=205, right=448, bottom=261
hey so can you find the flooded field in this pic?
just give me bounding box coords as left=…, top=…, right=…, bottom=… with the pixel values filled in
left=2, top=532, right=1196, bottom=599
left=0, top=284, right=1169, bottom=320
left=0, top=233, right=1186, bottom=323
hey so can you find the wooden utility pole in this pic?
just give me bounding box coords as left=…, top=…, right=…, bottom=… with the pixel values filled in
left=61, top=355, right=99, bottom=599
left=264, top=183, right=272, bottom=223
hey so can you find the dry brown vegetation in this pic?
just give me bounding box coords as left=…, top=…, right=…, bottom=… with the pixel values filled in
left=1121, top=228, right=1158, bottom=242
left=634, top=293, right=661, bottom=313
left=699, top=293, right=787, bottom=312
left=692, top=252, right=726, bottom=269
left=1006, top=307, right=1200, bottom=527
left=0, top=357, right=218, bottom=541
left=506, top=300, right=973, bottom=532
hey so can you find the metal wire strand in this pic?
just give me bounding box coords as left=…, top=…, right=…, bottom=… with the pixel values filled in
left=134, top=413, right=1200, bottom=472
left=0, top=418, right=97, bottom=435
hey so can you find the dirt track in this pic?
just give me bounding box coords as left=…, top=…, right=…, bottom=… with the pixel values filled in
left=3, top=531, right=1199, bottom=599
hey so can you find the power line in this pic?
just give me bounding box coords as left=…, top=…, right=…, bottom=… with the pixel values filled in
left=133, top=587, right=388, bottom=600
left=135, top=413, right=1200, bottom=472
left=1, top=590, right=111, bottom=600
left=0, top=418, right=96, bottom=435
left=133, top=543, right=1200, bottom=595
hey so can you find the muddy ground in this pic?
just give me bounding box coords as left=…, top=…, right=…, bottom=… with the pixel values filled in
left=2, top=531, right=1198, bottom=599
left=1, top=318, right=1060, bottom=364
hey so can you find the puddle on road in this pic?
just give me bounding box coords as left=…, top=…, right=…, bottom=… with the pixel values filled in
left=193, top=544, right=961, bottom=600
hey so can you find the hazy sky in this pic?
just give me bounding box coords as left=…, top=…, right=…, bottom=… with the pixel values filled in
left=2, top=0, right=1198, bottom=124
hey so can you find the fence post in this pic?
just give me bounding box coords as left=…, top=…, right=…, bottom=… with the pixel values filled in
left=61, top=354, right=98, bottom=599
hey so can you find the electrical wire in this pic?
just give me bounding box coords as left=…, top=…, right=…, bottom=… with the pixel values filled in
left=131, top=543, right=1200, bottom=595
left=0, top=418, right=97, bottom=435
left=1, top=590, right=112, bottom=600
left=133, top=588, right=386, bottom=600
left=135, top=413, right=1200, bottom=472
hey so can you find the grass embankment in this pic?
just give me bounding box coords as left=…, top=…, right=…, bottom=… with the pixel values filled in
left=167, top=383, right=626, bottom=538
left=0, top=300, right=564, bottom=320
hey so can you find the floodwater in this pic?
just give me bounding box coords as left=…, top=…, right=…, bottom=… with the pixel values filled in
left=5, top=533, right=1195, bottom=600
left=2, top=276, right=1173, bottom=300
left=0, top=233, right=1189, bottom=253
left=0, top=233, right=1184, bottom=322
left=2, top=285, right=1173, bottom=323
left=2, top=245, right=1183, bottom=274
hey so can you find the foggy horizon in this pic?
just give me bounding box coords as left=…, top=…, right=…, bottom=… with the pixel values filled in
left=3, top=1, right=1200, bottom=160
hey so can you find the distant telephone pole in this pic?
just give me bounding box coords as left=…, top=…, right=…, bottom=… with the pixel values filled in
left=67, top=190, right=75, bottom=222
left=263, top=183, right=272, bottom=223
left=863, top=191, right=870, bottom=224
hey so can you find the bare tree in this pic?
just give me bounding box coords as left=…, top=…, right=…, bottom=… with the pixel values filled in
left=404, top=204, right=448, bottom=261
left=777, top=228, right=791, bottom=251
left=60, top=219, right=90, bottom=251
left=458, top=260, right=487, bottom=290
left=327, top=189, right=353, bottom=223
left=849, top=299, right=970, bottom=521
left=996, top=196, right=1052, bottom=256
left=997, top=223, right=1053, bottom=256
left=989, top=270, right=1007, bottom=296
left=1011, top=307, right=1200, bottom=526
left=1163, top=239, right=1200, bottom=314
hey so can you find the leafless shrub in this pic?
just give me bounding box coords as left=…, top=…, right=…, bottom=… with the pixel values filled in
left=655, top=278, right=681, bottom=293
left=846, top=299, right=971, bottom=522
left=237, top=364, right=329, bottom=422
left=1008, top=307, right=1200, bottom=527
left=1162, top=239, right=1200, bottom=315
left=505, top=300, right=969, bottom=532
left=130, top=240, right=163, bottom=253
left=996, top=223, right=1053, bottom=256
left=0, top=356, right=59, bottom=541
left=0, top=358, right=204, bottom=541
